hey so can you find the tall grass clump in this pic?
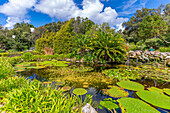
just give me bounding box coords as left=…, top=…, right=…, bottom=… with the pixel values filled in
left=0, top=57, right=15, bottom=79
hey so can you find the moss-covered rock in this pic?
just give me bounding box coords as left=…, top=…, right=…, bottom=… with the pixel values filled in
left=137, top=90, right=170, bottom=110
left=117, top=81, right=144, bottom=91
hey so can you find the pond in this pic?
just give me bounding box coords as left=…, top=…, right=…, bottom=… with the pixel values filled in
left=15, top=62, right=170, bottom=113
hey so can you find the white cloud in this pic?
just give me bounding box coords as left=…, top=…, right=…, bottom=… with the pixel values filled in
left=116, top=23, right=125, bottom=31
left=35, top=0, right=128, bottom=29
left=0, top=0, right=36, bottom=28
left=119, top=0, right=148, bottom=15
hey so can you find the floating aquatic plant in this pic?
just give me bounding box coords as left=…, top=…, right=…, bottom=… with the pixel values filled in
left=55, top=81, right=65, bottom=86
left=137, top=90, right=170, bottom=110
left=73, top=88, right=87, bottom=95
left=163, top=88, right=170, bottom=95
left=99, top=100, right=119, bottom=110
left=118, top=97, right=160, bottom=113
left=117, top=81, right=144, bottom=91
left=103, top=86, right=129, bottom=98
left=61, top=86, right=71, bottom=91
left=147, top=87, right=163, bottom=94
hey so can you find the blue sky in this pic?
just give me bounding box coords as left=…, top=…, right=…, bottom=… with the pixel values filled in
left=0, top=0, right=169, bottom=30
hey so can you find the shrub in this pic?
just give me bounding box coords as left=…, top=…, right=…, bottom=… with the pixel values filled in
left=22, top=52, right=33, bottom=61
left=159, top=47, right=170, bottom=52
left=0, top=57, right=15, bottom=79
left=0, top=49, right=5, bottom=53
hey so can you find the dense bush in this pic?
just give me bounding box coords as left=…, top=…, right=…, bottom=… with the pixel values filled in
left=159, top=47, right=170, bottom=52
left=0, top=57, right=15, bottom=79
left=0, top=77, right=94, bottom=113
left=0, top=49, right=5, bottom=53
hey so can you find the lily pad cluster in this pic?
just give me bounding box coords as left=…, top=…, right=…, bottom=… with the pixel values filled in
left=102, top=86, right=129, bottom=98
left=163, top=88, right=170, bottom=95
left=147, top=87, right=163, bottom=94
left=14, top=61, right=69, bottom=72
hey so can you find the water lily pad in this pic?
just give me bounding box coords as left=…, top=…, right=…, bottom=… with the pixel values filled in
left=137, top=90, right=170, bottom=110
left=61, top=86, right=71, bottom=91
left=83, top=82, right=88, bottom=85
left=55, top=81, right=65, bottom=86
left=118, top=97, right=160, bottom=113
left=147, top=87, right=163, bottom=94
left=73, top=88, right=87, bottom=95
left=117, top=81, right=144, bottom=91
left=26, top=66, right=36, bottom=69
left=42, top=81, right=52, bottom=84
left=103, top=86, right=129, bottom=98
left=83, top=85, right=89, bottom=88
left=99, top=101, right=119, bottom=110
left=163, top=88, right=170, bottom=95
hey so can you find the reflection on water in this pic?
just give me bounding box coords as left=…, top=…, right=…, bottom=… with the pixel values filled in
left=17, top=64, right=170, bottom=113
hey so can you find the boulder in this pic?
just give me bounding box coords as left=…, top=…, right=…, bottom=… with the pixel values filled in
left=82, top=103, right=97, bottom=113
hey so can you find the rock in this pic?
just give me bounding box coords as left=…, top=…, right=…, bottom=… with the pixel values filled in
left=82, top=103, right=97, bottom=113
left=166, top=56, right=170, bottom=59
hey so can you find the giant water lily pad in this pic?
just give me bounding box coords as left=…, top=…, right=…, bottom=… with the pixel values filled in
left=163, top=88, right=170, bottom=95
left=147, top=87, right=163, bottom=94
left=61, top=86, right=71, bottom=91
left=73, top=88, right=87, bottom=95
left=99, top=101, right=119, bottom=110
left=118, top=97, right=160, bottom=113
left=55, top=81, right=65, bottom=86
left=137, top=90, right=170, bottom=110
left=103, top=86, right=129, bottom=98
left=117, top=81, right=144, bottom=91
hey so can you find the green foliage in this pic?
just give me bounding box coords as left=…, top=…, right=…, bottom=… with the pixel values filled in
left=73, top=88, right=87, bottom=95
left=90, top=31, right=126, bottom=63
left=103, top=68, right=141, bottom=80
left=117, top=81, right=144, bottom=91
left=137, top=90, right=170, bottom=110
left=0, top=77, right=94, bottom=113
left=61, top=86, right=71, bottom=91
left=138, top=15, right=168, bottom=42
left=22, top=52, right=33, bottom=61
left=99, top=98, right=119, bottom=111
left=118, top=97, right=160, bottom=113
left=159, top=46, right=170, bottom=52
left=0, top=49, right=5, bottom=53
left=102, top=86, right=129, bottom=98
left=144, top=38, right=165, bottom=50
left=0, top=57, right=15, bottom=79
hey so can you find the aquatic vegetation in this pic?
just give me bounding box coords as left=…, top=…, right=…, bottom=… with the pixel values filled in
left=61, top=86, right=71, bottom=91
left=55, top=81, right=65, bottom=86
left=102, top=86, right=129, bottom=98
left=163, top=88, right=170, bottom=95
left=147, top=87, right=163, bottom=94
left=103, top=68, right=141, bottom=80
left=73, top=88, right=87, bottom=95
left=117, top=81, right=144, bottom=91
left=118, top=97, right=160, bottom=113
left=99, top=99, right=119, bottom=112
left=137, top=90, right=170, bottom=110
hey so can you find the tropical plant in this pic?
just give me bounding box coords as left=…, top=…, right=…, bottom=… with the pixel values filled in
left=0, top=57, right=15, bottom=79
left=90, top=30, right=126, bottom=63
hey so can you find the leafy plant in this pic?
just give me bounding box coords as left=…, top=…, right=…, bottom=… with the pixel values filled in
left=147, top=87, right=163, bottom=94
left=102, top=86, right=129, bottom=98
left=0, top=57, right=15, bottom=79
left=117, top=81, right=144, bottom=91
left=137, top=90, right=170, bottom=110
left=98, top=98, right=119, bottom=113
left=118, top=97, right=160, bottom=113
